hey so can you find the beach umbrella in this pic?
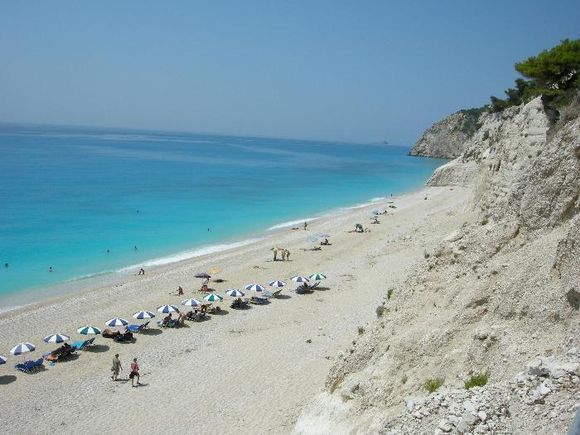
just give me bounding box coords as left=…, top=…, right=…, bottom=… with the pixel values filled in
left=133, top=310, right=156, bottom=319
left=181, top=298, right=202, bottom=307
left=43, top=334, right=70, bottom=344
left=195, top=272, right=211, bottom=279
left=269, top=280, right=286, bottom=288
left=0, top=355, right=7, bottom=365
left=157, top=305, right=179, bottom=314
left=226, top=289, right=245, bottom=298
left=244, top=283, right=265, bottom=293
left=77, top=326, right=101, bottom=335
left=291, top=275, right=310, bottom=283
left=10, top=342, right=35, bottom=356
left=204, top=293, right=223, bottom=303
left=105, top=317, right=128, bottom=327
left=309, top=273, right=327, bottom=281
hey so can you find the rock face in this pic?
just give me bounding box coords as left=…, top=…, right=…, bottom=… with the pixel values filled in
left=409, top=109, right=483, bottom=159
left=294, top=96, right=580, bottom=434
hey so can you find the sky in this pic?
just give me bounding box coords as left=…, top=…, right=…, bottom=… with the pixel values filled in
left=1, top=1, right=579, bottom=144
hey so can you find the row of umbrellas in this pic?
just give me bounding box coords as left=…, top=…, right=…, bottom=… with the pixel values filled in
left=1, top=274, right=327, bottom=363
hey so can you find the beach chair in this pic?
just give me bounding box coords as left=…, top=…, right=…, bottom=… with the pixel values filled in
left=264, top=289, right=282, bottom=298
left=250, top=296, right=269, bottom=305
left=127, top=321, right=150, bottom=333
left=114, top=331, right=135, bottom=342
left=15, top=358, right=44, bottom=373
left=309, top=282, right=320, bottom=290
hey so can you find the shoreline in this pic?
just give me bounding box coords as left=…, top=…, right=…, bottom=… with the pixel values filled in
left=0, top=185, right=427, bottom=315
left=0, top=183, right=471, bottom=434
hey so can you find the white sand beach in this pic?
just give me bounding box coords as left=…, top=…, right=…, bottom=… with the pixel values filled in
left=0, top=185, right=470, bottom=434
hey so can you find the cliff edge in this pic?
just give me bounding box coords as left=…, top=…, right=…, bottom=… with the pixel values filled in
left=295, top=96, right=580, bottom=434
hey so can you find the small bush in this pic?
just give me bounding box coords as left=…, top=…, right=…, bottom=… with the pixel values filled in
left=376, top=306, right=386, bottom=317
left=464, top=372, right=489, bottom=389
left=481, top=216, right=489, bottom=225
left=387, top=289, right=394, bottom=300
left=357, top=326, right=365, bottom=335
left=424, top=377, right=445, bottom=393
left=401, top=374, right=408, bottom=385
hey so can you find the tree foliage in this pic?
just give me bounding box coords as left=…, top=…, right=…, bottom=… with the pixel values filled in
left=488, top=39, right=580, bottom=113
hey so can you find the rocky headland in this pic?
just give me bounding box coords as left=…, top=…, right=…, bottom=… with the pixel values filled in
left=409, top=108, right=484, bottom=159
left=295, top=94, right=580, bottom=434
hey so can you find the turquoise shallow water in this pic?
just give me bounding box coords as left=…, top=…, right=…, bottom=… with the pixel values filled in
left=0, top=124, right=444, bottom=303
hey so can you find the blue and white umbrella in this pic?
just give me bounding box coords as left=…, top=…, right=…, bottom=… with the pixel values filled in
left=77, top=326, right=102, bottom=335
left=291, top=275, right=310, bottom=283
left=133, top=310, right=156, bottom=320
left=244, top=283, right=265, bottom=293
left=269, top=280, right=286, bottom=288
left=226, top=289, right=245, bottom=298
left=309, top=273, right=327, bottom=281
left=43, top=334, right=70, bottom=344
left=10, top=342, right=35, bottom=356
left=105, top=317, right=128, bottom=327
left=204, top=293, right=223, bottom=303
left=157, top=305, right=179, bottom=314
left=181, top=298, right=202, bottom=307
left=0, top=355, right=7, bottom=365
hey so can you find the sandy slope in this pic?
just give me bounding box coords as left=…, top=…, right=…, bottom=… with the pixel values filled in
left=0, top=185, right=470, bottom=434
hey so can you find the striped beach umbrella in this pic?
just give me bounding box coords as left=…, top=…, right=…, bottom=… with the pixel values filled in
left=77, top=326, right=102, bottom=336
left=133, top=310, right=156, bottom=320
left=43, top=334, right=70, bottom=344
left=226, top=289, right=245, bottom=298
left=10, top=342, right=35, bottom=356
left=0, top=355, right=7, bottom=365
left=181, top=298, right=202, bottom=307
left=244, top=283, right=265, bottom=293
left=291, top=275, right=310, bottom=283
left=269, top=280, right=286, bottom=288
left=157, top=305, right=179, bottom=314
left=309, top=273, right=327, bottom=281
left=204, top=293, right=223, bottom=303
left=105, top=317, right=128, bottom=327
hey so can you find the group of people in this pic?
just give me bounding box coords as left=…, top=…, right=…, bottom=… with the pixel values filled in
left=111, top=354, right=140, bottom=387
left=272, top=247, right=291, bottom=261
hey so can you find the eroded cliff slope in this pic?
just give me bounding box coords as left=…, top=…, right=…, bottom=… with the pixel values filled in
left=296, top=96, right=580, bottom=434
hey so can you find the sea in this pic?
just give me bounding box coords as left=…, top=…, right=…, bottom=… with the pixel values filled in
left=0, top=124, right=445, bottom=309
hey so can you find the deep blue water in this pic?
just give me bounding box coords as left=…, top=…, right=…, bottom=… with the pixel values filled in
left=0, top=124, right=444, bottom=301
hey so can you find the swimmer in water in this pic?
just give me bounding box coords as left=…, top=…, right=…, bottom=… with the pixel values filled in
left=49, top=266, right=53, bottom=272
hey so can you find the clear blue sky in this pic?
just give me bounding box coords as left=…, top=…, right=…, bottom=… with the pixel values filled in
left=1, top=1, right=579, bottom=144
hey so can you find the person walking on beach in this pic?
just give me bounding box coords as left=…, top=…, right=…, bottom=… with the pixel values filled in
left=303, top=221, right=308, bottom=230
left=111, top=354, right=122, bottom=381
left=129, top=357, right=140, bottom=387
left=273, top=248, right=277, bottom=261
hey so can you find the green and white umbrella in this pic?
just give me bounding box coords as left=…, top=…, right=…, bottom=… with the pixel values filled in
left=309, top=273, right=327, bottom=281
left=204, top=293, right=223, bottom=303
left=77, top=326, right=102, bottom=335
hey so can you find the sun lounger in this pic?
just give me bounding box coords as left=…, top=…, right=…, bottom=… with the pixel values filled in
left=113, top=331, right=135, bottom=342
left=309, top=282, right=320, bottom=290
left=102, top=329, right=120, bottom=339
left=71, top=337, right=96, bottom=351
left=264, top=289, right=282, bottom=298
left=15, top=358, right=44, bottom=373
left=127, top=321, right=150, bottom=333
left=250, top=296, right=269, bottom=305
